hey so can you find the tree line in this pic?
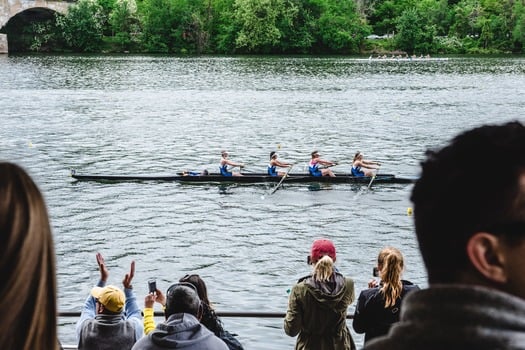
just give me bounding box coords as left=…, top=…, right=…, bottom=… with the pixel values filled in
left=11, top=0, right=525, bottom=54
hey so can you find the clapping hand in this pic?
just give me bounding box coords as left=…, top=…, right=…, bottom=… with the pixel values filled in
left=96, top=252, right=109, bottom=282
left=122, top=260, right=135, bottom=289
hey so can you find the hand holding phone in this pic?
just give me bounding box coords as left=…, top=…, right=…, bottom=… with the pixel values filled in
left=148, top=279, right=157, bottom=294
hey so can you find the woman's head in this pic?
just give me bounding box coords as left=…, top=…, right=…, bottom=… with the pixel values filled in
left=0, top=162, right=58, bottom=350
left=270, top=151, right=277, bottom=160
left=310, top=239, right=337, bottom=282
left=353, top=152, right=362, bottom=162
left=179, top=274, right=210, bottom=306
left=311, top=151, right=320, bottom=159
left=377, top=247, right=404, bottom=308
left=377, top=247, right=404, bottom=278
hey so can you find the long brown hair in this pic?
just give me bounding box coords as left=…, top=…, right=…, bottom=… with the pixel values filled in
left=0, top=162, right=58, bottom=350
left=378, top=247, right=403, bottom=308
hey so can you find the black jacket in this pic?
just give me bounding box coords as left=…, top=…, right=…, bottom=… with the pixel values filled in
left=352, top=280, right=419, bottom=344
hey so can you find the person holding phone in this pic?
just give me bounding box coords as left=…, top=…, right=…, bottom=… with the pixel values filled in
left=352, top=247, right=419, bottom=344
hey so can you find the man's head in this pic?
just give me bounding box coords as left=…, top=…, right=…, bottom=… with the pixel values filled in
left=411, top=121, right=525, bottom=297
left=91, top=285, right=125, bottom=314
left=164, top=282, right=202, bottom=319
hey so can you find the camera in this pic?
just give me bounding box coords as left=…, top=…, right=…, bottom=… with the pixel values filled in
left=148, top=279, right=157, bottom=294
left=372, top=267, right=379, bottom=277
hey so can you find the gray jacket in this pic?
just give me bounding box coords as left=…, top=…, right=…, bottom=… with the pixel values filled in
left=132, top=313, right=229, bottom=350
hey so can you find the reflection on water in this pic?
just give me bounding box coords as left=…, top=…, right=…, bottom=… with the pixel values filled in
left=1, top=55, right=525, bottom=348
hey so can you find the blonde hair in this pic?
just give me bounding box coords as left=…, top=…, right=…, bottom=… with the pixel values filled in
left=313, top=255, right=334, bottom=282
left=378, top=247, right=404, bottom=308
left=0, top=162, right=58, bottom=350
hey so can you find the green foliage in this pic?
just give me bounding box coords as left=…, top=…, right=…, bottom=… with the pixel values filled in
left=140, top=0, right=211, bottom=53
left=395, top=7, right=436, bottom=54
left=308, top=0, right=370, bottom=54
left=56, top=0, right=105, bottom=52
left=8, top=0, right=525, bottom=54
left=109, top=0, right=141, bottom=51
left=512, top=0, right=525, bottom=51
left=233, top=0, right=285, bottom=53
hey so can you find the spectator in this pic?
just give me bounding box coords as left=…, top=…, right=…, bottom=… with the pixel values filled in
left=0, top=162, right=61, bottom=350
left=132, top=282, right=228, bottom=350
left=179, top=274, right=244, bottom=350
left=365, top=121, right=525, bottom=349
left=143, top=275, right=243, bottom=349
left=352, top=247, right=419, bottom=344
left=284, top=238, right=356, bottom=350
left=76, top=253, right=143, bottom=350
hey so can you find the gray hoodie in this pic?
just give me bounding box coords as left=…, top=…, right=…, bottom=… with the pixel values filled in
left=132, top=313, right=228, bottom=350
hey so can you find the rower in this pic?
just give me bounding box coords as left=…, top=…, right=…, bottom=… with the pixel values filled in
left=308, top=151, right=336, bottom=177
left=268, top=151, right=292, bottom=176
left=220, top=150, right=244, bottom=176
left=351, top=151, right=380, bottom=177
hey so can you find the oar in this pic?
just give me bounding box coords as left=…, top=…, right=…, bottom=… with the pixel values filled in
left=271, top=164, right=294, bottom=195
left=367, top=166, right=380, bottom=189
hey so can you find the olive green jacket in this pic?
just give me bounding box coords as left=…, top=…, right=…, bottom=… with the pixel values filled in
left=284, top=272, right=356, bottom=350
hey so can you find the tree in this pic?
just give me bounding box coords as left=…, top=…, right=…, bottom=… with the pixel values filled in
left=109, top=0, right=141, bottom=50
left=56, top=0, right=105, bottom=52
left=233, top=0, right=285, bottom=52
left=307, top=0, right=370, bottom=54
left=512, top=0, right=525, bottom=51
left=395, top=7, right=436, bottom=54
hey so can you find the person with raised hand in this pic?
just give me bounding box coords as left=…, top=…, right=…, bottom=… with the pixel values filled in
left=76, top=253, right=143, bottom=350
left=132, top=282, right=228, bottom=350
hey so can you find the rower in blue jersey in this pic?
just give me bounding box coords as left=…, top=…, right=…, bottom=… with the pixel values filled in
left=308, top=151, right=336, bottom=177
left=351, top=151, right=380, bottom=177
left=268, top=151, right=292, bottom=176
left=220, top=150, right=244, bottom=176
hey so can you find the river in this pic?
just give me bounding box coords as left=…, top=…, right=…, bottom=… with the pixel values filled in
left=1, top=54, right=525, bottom=349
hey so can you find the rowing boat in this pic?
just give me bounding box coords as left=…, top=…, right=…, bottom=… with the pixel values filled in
left=70, top=170, right=416, bottom=184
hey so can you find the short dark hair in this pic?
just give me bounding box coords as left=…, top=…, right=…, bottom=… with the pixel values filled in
left=164, top=283, right=201, bottom=318
left=411, top=121, right=525, bottom=283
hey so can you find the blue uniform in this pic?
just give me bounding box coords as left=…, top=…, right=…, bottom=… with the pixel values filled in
left=351, top=166, right=364, bottom=177
left=220, top=164, right=232, bottom=177
left=268, top=164, right=278, bottom=176
left=309, top=161, right=322, bottom=177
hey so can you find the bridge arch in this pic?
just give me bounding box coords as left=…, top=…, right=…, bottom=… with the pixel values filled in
left=0, top=0, right=71, bottom=52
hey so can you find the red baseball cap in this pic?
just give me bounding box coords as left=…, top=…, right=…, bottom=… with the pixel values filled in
left=310, top=239, right=336, bottom=262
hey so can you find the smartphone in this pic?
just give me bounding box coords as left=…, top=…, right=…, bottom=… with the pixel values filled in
left=148, top=279, right=156, bottom=294
left=373, top=267, right=379, bottom=277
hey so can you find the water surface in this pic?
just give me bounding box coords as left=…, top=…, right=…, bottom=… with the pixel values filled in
left=1, top=54, right=524, bottom=348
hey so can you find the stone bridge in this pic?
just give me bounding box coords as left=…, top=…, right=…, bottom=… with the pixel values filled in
left=0, top=0, right=71, bottom=52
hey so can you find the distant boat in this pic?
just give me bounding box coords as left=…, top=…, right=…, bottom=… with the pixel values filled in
left=362, top=56, right=449, bottom=62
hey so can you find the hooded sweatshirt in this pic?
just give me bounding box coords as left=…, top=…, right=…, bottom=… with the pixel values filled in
left=131, top=313, right=228, bottom=350
left=284, top=272, right=356, bottom=350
